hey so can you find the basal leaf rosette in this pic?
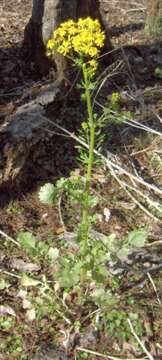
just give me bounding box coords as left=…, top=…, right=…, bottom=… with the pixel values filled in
left=47, top=17, right=105, bottom=76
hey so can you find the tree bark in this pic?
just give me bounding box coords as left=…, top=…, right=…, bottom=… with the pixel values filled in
left=23, top=0, right=112, bottom=76
left=146, top=0, right=162, bottom=36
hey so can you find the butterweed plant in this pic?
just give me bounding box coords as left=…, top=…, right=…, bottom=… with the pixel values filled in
left=38, top=18, right=148, bottom=291
left=39, top=18, right=106, bottom=281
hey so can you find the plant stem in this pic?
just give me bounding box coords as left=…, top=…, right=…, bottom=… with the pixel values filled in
left=80, top=64, right=95, bottom=256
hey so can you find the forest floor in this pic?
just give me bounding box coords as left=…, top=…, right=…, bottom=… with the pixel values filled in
left=0, top=0, right=162, bottom=359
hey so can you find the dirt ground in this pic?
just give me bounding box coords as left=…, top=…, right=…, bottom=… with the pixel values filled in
left=0, top=1, right=162, bottom=359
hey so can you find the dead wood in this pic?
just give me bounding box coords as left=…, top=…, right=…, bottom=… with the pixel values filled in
left=0, top=80, right=62, bottom=191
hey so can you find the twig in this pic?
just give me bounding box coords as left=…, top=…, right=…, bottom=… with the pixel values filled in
left=122, top=118, right=162, bottom=138
left=56, top=309, right=71, bottom=325
left=92, top=61, right=123, bottom=109
left=107, top=163, right=161, bottom=222
left=82, top=308, right=101, bottom=322
left=0, top=269, right=21, bottom=279
left=152, top=111, right=162, bottom=124
left=47, top=120, right=162, bottom=197
left=117, top=178, right=162, bottom=214
left=0, top=229, right=20, bottom=247
left=126, top=8, right=146, bottom=12
left=144, top=240, right=162, bottom=247
left=127, top=319, right=154, bottom=360
left=147, top=272, right=161, bottom=305
left=76, top=346, right=146, bottom=360
left=58, top=196, right=66, bottom=232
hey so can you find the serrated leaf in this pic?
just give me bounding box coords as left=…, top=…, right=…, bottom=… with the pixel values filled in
left=17, top=232, right=36, bottom=250
left=59, top=268, right=79, bottom=288
left=91, top=288, right=105, bottom=299
left=91, top=288, right=118, bottom=306
left=127, top=228, right=147, bottom=248
left=38, top=183, right=56, bottom=204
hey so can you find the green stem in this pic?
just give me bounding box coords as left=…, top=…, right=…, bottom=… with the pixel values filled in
left=80, top=64, right=95, bottom=257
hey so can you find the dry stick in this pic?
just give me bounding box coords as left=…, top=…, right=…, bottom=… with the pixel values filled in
left=0, top=229, right=20, bottom=247
left=94, top=100, right=162, bottom=138
left=147, top=272, right=161, bottom=305
left=107, top=163, right=160, bottom=222
left=92, top=60, right=123, bottom=109
left=131, top=144, right=156, bottom=156
left=145, top=240, right=162, bottom=247
left=0, top=269, right=21, bottom=279
left=127, top=319, right=154, bottom=360
left=46, top=120, right=162, bottom=197
left=122, top=119, right=162, bottom=138
left=58, top=196, right=66, bottom=232
left=127, top=8, right=146, bottom=12
left=44, top=120, right=161, bottom=222
left=117, top=178, right=162, bottom=214
left=76, top=346, right=146, bottom=360
left=153, top=111, right=162, bottom=124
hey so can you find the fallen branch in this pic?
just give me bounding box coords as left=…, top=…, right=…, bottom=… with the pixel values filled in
left=127, top=319, right=154, bottom=360
left=76, top=346, right=147, bottom=360
left=0, top=229, right=20, bottom=247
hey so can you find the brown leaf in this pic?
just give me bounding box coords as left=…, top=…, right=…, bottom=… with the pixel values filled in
left=11, top=259, right=40, bottom=272
left=55, top=227, right=65, bottom=235
left=0, top=305, right=16, bottom=317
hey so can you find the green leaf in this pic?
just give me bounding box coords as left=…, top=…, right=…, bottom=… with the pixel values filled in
left=59, top=271, right=79, bottom=288
left=48, top=247, right=59, bottom=260
left=0, top=279, right=10, bottom=290
left=127, top=228, right=148, bottom=247
left=38, top=183, right=56, bottom=204
left=21, top=274, right=40, bottom=287
left=117, top=246, right=129, bottom=261
left=102, top=233, right=116, bottom=251
left=17, top=232, right=36, bottom=250
left=155, top=67, right=162, bottom=79
left=91, top=288, right=118, bottom=306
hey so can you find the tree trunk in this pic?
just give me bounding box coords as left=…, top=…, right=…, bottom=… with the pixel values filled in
left=146, top=0, right=162, bottom=36
left=23, top=0, right=112, bottom=76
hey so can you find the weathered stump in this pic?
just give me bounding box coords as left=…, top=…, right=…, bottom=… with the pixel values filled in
left=0, top=81, right=61, bottom=192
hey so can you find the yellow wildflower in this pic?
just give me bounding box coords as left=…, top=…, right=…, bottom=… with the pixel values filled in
left=47, top=39, right=56, bottom=50
left=111, top=92, right=121, bottom=104
left=88, top=47, right=99, bottom=58
left=46, top=17, right=105, bottom=75
left=58, top=40, right=70, bottom=56
left=88, top=59, right=98, bottom=71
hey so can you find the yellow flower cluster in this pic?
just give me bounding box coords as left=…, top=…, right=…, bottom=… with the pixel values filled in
left=111, top=92, right=121, bottom=104
left=47, top=17, right=105, bottom=74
